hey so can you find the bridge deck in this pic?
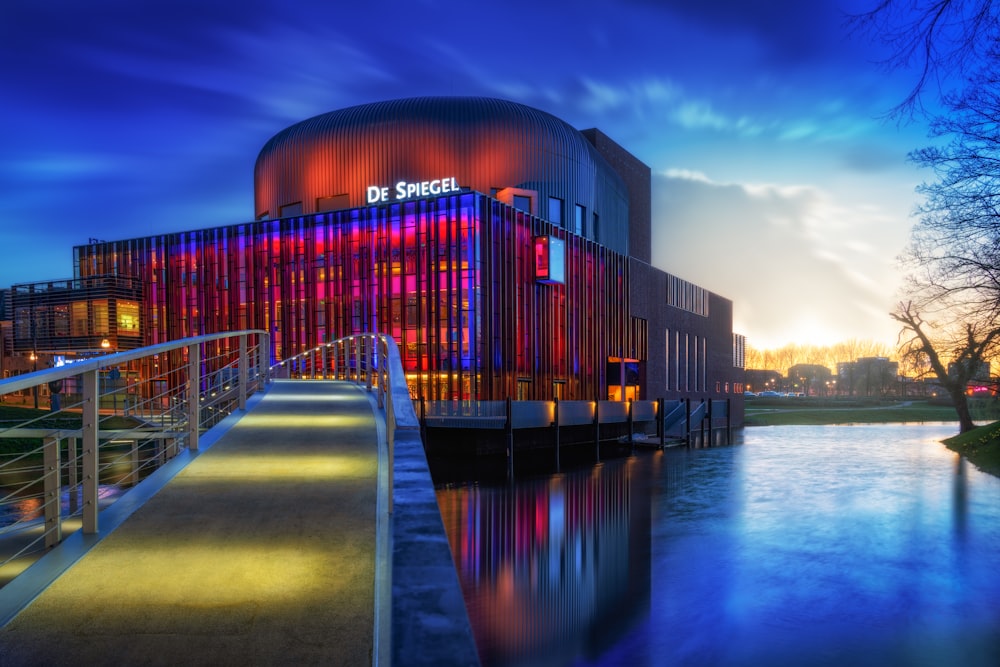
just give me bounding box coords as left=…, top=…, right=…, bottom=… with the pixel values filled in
left=0, top=380, right=379, bottom=665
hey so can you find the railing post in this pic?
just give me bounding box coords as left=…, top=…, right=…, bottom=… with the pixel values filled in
left=553, top=397, right=560, bottom=472
left=700, top=399, right=707, bottom=444
left=238, top=334, right=248, bottom=411
left=593, top=400, right=601, bottom=461
left=377, top=337, right=385, bottom=409
left=68, top=436, right=79, bottom=515
left=259, top=332, right=270, bottom=386
left=365, top=336, right=373, bottom=392
left=353, top=336, right=361, bottom=383
left=628, top=400, right=634, bottom=454
left=82, top=368, right=99, bottom=534
left=43, top=434, right=62, bottom=548
left=685, top=398, right=691, bottom=448
left=506, top=397, right=514, bottom=480
left=321, top=344, right=329, bottom=379
left=310, top=348, right=317, bottom=379
left=188, top=343, right=201, bottom=452
left=657, top=398, right=664, bottom=446
left=127, top=439, right=140, bottom=486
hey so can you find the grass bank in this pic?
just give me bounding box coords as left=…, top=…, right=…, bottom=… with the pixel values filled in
left=943, top=421, right=1000, bottom=478
left=744, top=399, right=958, bottom=427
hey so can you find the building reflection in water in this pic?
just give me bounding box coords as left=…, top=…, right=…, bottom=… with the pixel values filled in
left=437, top=456, right=653, bottom=667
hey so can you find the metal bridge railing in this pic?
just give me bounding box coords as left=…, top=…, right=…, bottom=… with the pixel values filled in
left=0, top=330, right=269, bottom=585
left=271, top=333, right=421, bottom=513
left=271, top=333, right=418, bottom=667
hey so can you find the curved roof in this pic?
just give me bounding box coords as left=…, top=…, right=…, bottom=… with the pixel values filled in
left=253, top=97, right=628, bottom=245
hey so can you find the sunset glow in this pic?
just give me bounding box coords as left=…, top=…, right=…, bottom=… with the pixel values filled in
left=1, top=0, right=930, bottom=349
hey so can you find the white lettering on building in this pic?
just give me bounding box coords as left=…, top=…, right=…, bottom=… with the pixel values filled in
left=365, top=177, right=458, bottom=203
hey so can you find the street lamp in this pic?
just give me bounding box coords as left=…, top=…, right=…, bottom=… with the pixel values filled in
left=28, top=351, right=38, bottom=409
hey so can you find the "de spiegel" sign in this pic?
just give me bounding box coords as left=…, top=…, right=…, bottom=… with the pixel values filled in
left=366, top=177, right=459, bottom=204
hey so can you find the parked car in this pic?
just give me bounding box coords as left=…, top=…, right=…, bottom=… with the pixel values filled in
left=758, top=390, right=781, bottom=397
left=744, top=391, right=756, bottom=397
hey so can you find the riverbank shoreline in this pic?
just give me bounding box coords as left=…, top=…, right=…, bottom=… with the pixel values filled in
left=943, top=422, right=1000, bottom=478
left=743, top=399, right=959, bottom=427
left=744, top=399, right=1000, bottom=479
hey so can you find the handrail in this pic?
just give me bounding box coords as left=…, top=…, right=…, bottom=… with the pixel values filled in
left=270, top=333, right=420, bottom=512
left=271, top=333, right=417, bottom=667
left=0, top=330, right=270, bottom=585
left=0, top=330, right=270, bottom=396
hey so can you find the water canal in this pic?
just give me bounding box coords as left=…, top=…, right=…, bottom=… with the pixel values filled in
left=435, top=424, right=1000, bottom=666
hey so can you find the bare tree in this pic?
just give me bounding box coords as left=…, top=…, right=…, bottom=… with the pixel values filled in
left=855, top=1, right=1000, bottom=430
left=849, top=0, right=1000, bottom=116
left=893, top=301, right=1000, bottom=432
left=905, top=60, right=1000, bottom=317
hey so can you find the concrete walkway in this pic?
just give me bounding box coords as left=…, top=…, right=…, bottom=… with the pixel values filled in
left=0, top=380, right=379, bottom=666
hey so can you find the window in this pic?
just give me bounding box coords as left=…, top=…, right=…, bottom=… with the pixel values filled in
left=666, top=273, right=710, bottom=316
left=692, top=336, right=698, bottom=392
left=674, top=330, right=679, bottom=390
left=665, top=329, right=670, bottom=391
left=574, top=204, right=585, bottom=236
left=279, top=202, right=303, bottom=217
left=733, top=333, right=746, bottom=368
left=685, top=333, right=690, bottom=392
left=513, top=195, right=532, bottom=213
left=92, top=299, right=110, bottom=335
left=53, top=305, right=70, bottom=336
left=14, top=307, right=30, bottom=339
left=71, top=301, right=88, bottom=336
left=548, top=197, right=564, bottom=226
left=117, top=300, right=141, bottom=336
left=593, top=213, right=600, bottom=240
left=316, top=194, right=350, bottom=212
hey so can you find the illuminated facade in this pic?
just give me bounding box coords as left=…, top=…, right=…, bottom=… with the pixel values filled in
left=39, top=97, right=743, bottom=403
left=9, top=276, right=143, bottom=354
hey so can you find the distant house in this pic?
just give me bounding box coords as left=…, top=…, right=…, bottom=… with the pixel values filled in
left=745, top=368, right=782, bottom=394
left=837, top=357, right=899, bottom=397
left=787, top=363, right=833, bottom=395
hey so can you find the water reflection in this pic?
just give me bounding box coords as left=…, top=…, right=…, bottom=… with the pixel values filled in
left=437, top=424, right=1000, bottom=666
left=437, top=457, right=653, bottom=666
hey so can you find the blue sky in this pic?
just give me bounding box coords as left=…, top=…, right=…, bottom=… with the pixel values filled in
left=0, top=0, right=936, bottom=349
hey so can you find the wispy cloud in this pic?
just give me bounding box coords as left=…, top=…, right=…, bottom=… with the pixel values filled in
left=652, top=170, right=904, bottom=347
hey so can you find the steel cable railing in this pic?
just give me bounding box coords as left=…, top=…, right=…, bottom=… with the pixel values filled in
left=0, top=330, right=269, bottom=586
left=272, top=333, right=418, bottom=667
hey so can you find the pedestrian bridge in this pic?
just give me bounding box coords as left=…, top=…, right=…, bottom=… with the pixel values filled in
left=0, top=333, right=479, bottom=666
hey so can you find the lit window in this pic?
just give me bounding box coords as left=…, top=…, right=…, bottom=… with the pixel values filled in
left=92, top=299, right=110, bottom=335
left=534, top=236, right=565, bottom=284
left=117, top=300, right=141, bottom=336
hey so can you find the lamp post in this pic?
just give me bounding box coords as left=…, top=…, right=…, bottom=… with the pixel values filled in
left=100, top=338, right=117, bottom=411
left=29, top=351, right=38, bottom=409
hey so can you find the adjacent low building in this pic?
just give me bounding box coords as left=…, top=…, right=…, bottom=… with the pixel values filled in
left=13, top=97, right=745, bottom=407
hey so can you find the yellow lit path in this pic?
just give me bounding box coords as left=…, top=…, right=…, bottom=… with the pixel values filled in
left=0, top=380, right=379, bottom=666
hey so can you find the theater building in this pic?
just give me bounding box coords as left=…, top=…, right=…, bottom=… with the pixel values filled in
left=27, top=97, right=744, bottom=404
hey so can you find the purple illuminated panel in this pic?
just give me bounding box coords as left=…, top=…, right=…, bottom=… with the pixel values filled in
left=73, top=193, right=645, bottom=401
